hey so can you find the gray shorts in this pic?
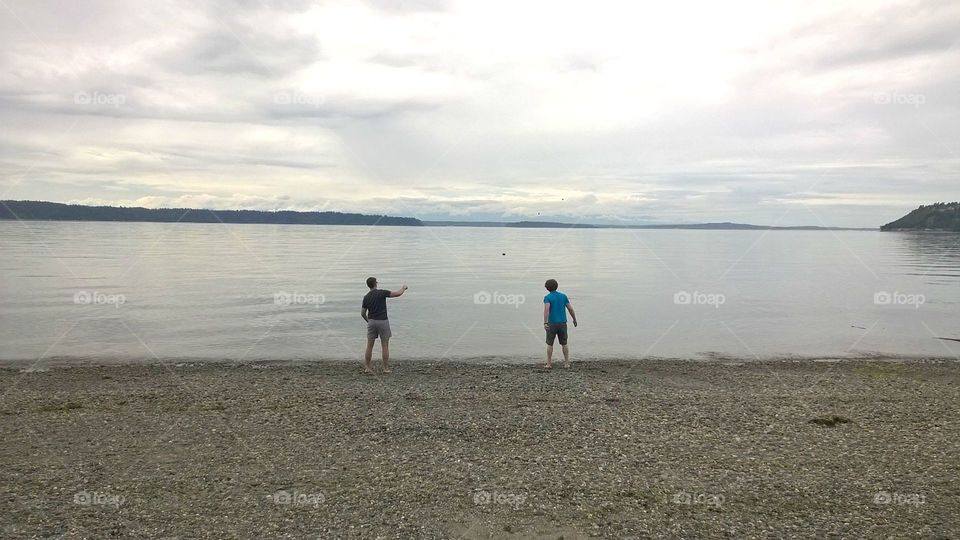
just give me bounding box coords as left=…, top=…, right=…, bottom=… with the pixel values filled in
left=367, top=319, right=392, bottom=340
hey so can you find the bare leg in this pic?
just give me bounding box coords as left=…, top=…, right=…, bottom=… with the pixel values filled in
left=562, top=344, right=570, bottom=368
left=364, top=338, right=375, bottom=374
left=545, top=345, right=553, bottom=368
left=381, top=338, right=391, bottom=373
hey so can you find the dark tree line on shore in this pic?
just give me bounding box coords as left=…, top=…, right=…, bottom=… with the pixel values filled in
left=0, top=200, right=423, bottom=226
left=881, top=202, right=960, bottom=231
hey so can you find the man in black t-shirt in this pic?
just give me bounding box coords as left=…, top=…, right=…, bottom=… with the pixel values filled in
left=361, top=276, right=408, bottom=374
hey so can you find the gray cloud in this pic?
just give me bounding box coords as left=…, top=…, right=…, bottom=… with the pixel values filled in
left=157, top=24, right=321, bottom=77
left=804, top=1, right=960, bottom=68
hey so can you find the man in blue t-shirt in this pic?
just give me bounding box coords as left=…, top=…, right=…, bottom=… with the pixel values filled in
left=542, top=278, right=578, bottom=369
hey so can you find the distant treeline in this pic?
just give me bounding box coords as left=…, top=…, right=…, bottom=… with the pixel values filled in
left=881, top=202, right=960, bottom=231
left=507, top=221, right=596, bottom=228
left=0, top=201, right=423, bottom=226
left=425, top=220, right=867, bottom=230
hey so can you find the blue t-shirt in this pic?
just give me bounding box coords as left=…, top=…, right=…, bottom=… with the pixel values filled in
left=544, top=291, right=569, bottom=324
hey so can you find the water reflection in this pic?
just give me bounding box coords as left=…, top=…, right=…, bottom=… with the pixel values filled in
left=887, top=232, right=960, bottom=284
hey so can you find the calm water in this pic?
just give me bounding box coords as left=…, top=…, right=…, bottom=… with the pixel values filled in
left=1, top=221, right=959, bottom=365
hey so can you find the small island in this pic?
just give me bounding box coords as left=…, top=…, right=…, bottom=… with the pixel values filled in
left=881, top=202, right=960, bottom=231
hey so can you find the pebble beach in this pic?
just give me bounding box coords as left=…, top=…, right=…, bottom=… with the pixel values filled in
left=2, top=359, right=958, bottom=538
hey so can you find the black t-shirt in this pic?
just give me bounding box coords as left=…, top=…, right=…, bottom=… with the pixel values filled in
left=362, top=289, right=391, bottom=320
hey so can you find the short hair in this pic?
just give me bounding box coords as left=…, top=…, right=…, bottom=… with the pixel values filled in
left=366, top=277, right=377, bottom=289
left=544, top=279, right=559, bottom=291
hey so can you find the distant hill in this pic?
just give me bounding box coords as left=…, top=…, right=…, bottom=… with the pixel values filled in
left=626, top=222, right=833, bottom=230
left=881, top=202, right=960, bottom=231
left=507, top=221, right=596, bottom=228
left=425, top=220, right=869, bottom=230
left=0, top=200, right=423, bottom=226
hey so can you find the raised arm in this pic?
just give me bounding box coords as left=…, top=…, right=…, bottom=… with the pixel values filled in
left=390, top=284, right=409, bottom=298
left=566, top=302, right=578, bottom=327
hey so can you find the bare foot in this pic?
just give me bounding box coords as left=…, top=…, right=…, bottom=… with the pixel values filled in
left=563, top=362, right=571, bottom=368
left=543, top=363, right=553, bottom=369
left=382, top=366, right=392, bottom=374
left=363, top=368, right=374, bottom=375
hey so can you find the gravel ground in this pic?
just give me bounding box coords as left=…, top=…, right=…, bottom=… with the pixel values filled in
left=1, top=359, right=958, bottom=539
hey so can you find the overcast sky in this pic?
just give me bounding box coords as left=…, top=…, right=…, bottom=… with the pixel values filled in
left=1, top=0, right=958, bottom=226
